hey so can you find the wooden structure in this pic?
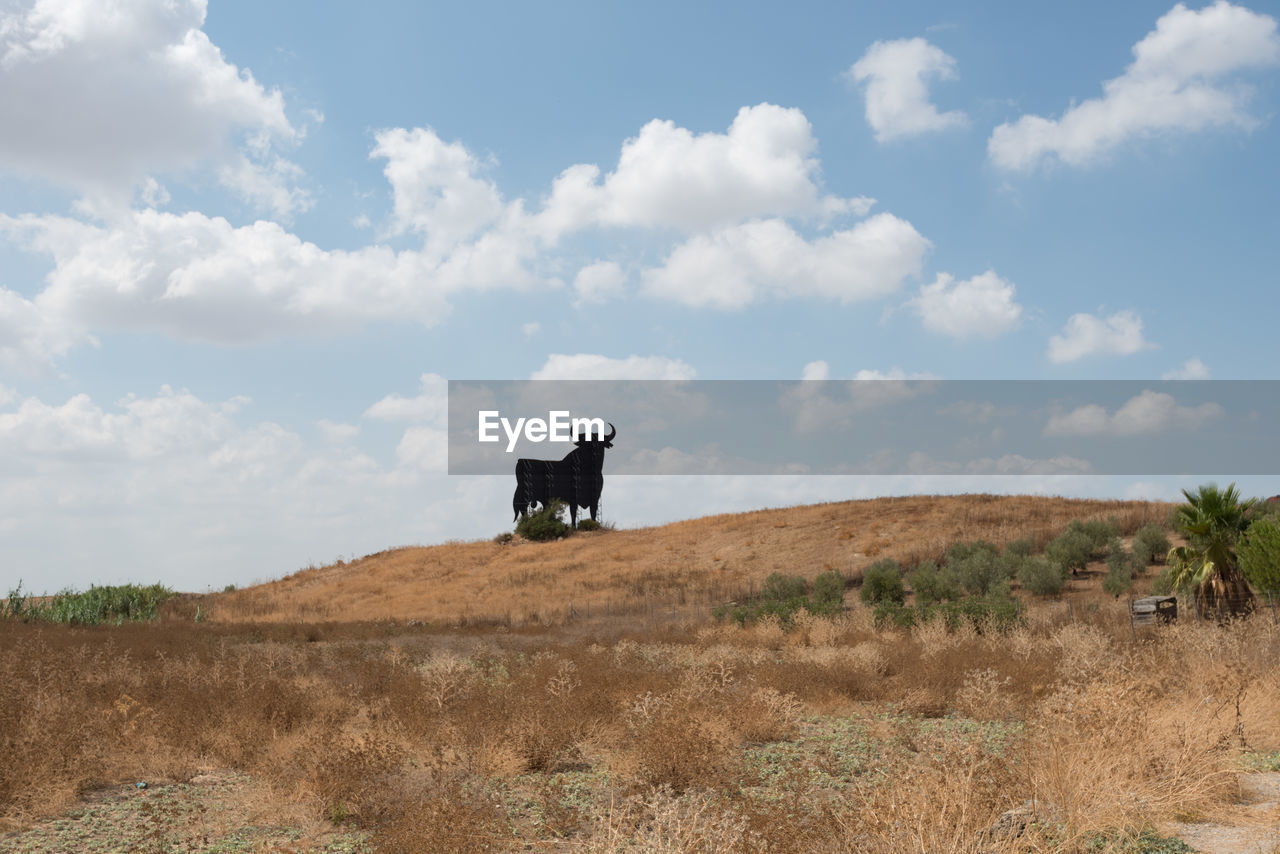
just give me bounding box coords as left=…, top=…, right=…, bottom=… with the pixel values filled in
left=1130, top=595, right=1177, bottom=627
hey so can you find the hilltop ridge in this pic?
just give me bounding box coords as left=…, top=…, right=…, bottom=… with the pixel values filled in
left=209, top=493, right=1170, bottom=625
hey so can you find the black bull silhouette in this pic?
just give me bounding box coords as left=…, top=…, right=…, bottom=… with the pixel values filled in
left=513, top=423, right=615, bottom=527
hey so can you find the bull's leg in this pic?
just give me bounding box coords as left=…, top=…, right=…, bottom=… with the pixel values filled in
left=590, top=502, right=599, bottom=522
left=569, top=504, right=578, bottom=528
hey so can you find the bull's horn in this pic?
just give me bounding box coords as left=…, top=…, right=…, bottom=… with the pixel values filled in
left=604, top=423, right=616, bottom=442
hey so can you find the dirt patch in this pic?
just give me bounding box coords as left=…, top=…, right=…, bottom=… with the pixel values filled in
left=1165, top=772, right=1280, bottom=854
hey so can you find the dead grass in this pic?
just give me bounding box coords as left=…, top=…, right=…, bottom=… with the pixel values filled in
left=9, top=493, right=1277, bottom=853
left=2, top=598, right=1276, bottom=852
left=208, top=494, right=1170, bottom=625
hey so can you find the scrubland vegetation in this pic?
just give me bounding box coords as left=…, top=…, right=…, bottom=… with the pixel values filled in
left=3, top=493, right=1279, bottom=852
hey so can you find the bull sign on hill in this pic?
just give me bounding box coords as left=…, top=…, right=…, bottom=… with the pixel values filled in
left=512, top=422, right=615, bottom=529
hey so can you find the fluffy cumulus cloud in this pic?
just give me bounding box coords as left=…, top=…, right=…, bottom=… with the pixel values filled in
left=801, top=360, right=830, bottom=381
left=1047, top=310, right=1154, bottom=363
left=907, top=270, right=1022, bottom=339
left=989, top=1, right=1280, bottom=170
left=0, top=285, right=85, bottom=369
left=527, top=353, right=696, bottom=381
left=847, top=38, right=968, bottom=141
left=364, top=373, right=448, bottom=423
left=0, top=208, right=545, bottom=344
left=1163, top=357, right=1211, bottom=379
left=642, top=214, right=930, bottom=309
left=0, top=0, right=306, bottom=212
left=370, top=127, right=506, bottom=259
left=572, top=260, right=626, bottom=305
left=0, top=99, right=928, bottom=357
left=537, top=103, right=871, bottom=234
left=530, top=353, right=697, bottom=381
left=1044, top=389, right=1223, bottom=436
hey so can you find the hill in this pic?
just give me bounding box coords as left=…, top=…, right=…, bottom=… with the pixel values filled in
left=210, top=493, right=1171, bottom=624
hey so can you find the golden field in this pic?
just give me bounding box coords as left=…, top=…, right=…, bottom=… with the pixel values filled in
left=4, top=493, right=1279, bottom=854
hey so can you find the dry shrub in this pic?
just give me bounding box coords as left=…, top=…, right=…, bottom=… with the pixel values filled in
left=371, top=773, right=508, bottom=854
left=848, top=640, right=887, bottom=677
left=621, top=691, right=733, bottom=792
left=752, top=614, right=786, bottom=649
left=1050, top=622, right=1113, bottom=683
left=806, top=615, right=845, bottom=647
left=304, top=733, right=406, bottom=826
left=577, top=788, right=751, bottom=853
left=832, top=736, right=1021, bottom=853
left=955, top=668, right=1017, bottom=721
left=1028, top=667, right=1240, bottom=835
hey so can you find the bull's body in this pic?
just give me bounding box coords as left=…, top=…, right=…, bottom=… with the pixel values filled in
left=513, top=424, right=614, bottom=528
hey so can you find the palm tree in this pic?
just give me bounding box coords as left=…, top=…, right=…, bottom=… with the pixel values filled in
left=1168, top=483, right=1256, bottom=618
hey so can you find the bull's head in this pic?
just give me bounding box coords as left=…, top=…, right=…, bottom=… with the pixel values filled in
left=573, top=422, right=616, bottom=448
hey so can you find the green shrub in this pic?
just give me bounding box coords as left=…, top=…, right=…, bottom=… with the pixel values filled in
left=1045, top=529, right=1093, bottom=576
left=945, top=540, right=999, bottom=566
left=810, top=570, right=846, bottom=615
left=1239, top=516, right=1280, bottom=593
left=713, top=571, right=845, bottom=626
left=2, top=581, right=174, bottom=625
left=1150, top=568, right=1176, bottom=596
left=1069, top=518, right=1119, bottom=555
left=1018, top=556, right=1066, bottom=597
left=949, top=542, right=1007, bottom=596
left=872, top=600, right=916, bottom=629
left=926, top=586, right=1021, bottom=633
left=907, top=560, right=961, bottom=605
left=859, top=559, right=905, bottom=606
left=1003, top=537, right=1035, bottom=559
left=575, top=519, right=603, bottom=532
left=1130, top=524, right=1170, bottom=566
left=516, top=500, right=571, bottom=542
left=493, top=532, right=514, bottom=545
left=1103, top=557, right=1134, bottom=597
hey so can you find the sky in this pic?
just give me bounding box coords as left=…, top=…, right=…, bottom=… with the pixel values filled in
left=2, top=0, right=1279, bottom=592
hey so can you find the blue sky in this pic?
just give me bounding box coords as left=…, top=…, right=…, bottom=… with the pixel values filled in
left=2, top=0, right=1279, bottom=591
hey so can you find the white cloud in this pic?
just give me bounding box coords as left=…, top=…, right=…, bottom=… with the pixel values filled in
left=394, top=426, right=448, bottom=472
left=847, top=37, right=968, bottom=141
left=531, top=354, right=697, bottom=381
left=908, top=270, right=1021, bottom=339
left=989, top=1, right=1280, bottom=170
left=801, top=360, right=830, bottom=381
left=573, top=260, right=626, bottom=305
left=1047, top=310, right=1154, bottom=363
left=1163, top=357, right=1210, bottom=379
left=370, top=127, right=506, bottom=259
left=0, top=209, right=543, bottom=344
left=0, top=0, right=304, bottom=210
left=364, top=373, right=448, bottom=423
left=537, top=103, right=871, bottom=235
left=1044, top=389, right=1223, bottom=436
left=0, top=384, right=494, bottom=590
left=522, top=321, right=541, bottom=338
left=0, top=102, right=927, bottom=358
left=642, top=214, right=929, bottom=309
left=0, top=285, right=86, bottom=369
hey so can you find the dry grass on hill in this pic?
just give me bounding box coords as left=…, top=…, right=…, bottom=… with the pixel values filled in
left=210, top=494, right=1172, bottom=625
